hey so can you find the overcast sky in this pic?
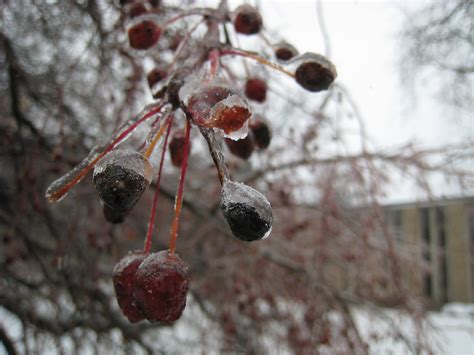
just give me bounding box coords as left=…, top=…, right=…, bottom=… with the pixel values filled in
left=245, top=0, right=473, bottom=202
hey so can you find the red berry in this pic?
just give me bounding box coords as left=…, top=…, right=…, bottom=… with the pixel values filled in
left=129, top=4, right=148, bottom=18
left=133, top=251, right=189, bottom=323
left=169, top=129, right=191, bottom=167
left=274, top=42, right=298, bottom=61
left=128, top=21, right=161, bottom=50
left=294, top=53, right=337, bottom=92
left=250, top=117, right=271, bottom=149
left=147, top=67, right=167, bottom=89
left=225, top=134, right=254, bottom=160
left=112, top=251, right=146, bottom=323
left=233, top=5, right=263, bottom=35
left=245, top=78, right=267, bottom=103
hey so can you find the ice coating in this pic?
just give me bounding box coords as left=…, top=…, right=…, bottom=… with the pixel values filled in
left=220, top=181, right=273, bottom=242
left=45, top=102, right=163, bottom=203
left=93, top=149, right=152, bottom=182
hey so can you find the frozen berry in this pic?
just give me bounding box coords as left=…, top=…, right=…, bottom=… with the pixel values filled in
left=233, top=5, right=263, bottom=35
left=225, top=134, right=254, bottom=160
left=103, top=204, right=128, bottom=224
left=294, top=53, right=337, bottom=92
left=245, top=78, right=267, bottom=103
left=93, top=149, right=153, bottom=211
left=169, top=129, right=191, bottom=167
left=275, top=42, right=298, bottom=61
left=133, top=251, right=189, bottom=322
left=129, top=3, right=148, bottom=18
left=112, top=251, right=146, bottom=323
left=250, top=117, right=271, bottom=149
left=220, top=181, right=273, bottom=242
left=147, top=67, right=167, bottom=89
left=128, top=20, right=161, bottom=50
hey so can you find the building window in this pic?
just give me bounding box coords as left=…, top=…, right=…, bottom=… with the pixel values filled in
left=436, top=206, right=448, bottom=303
left=421, top=207, right=431, bottom=261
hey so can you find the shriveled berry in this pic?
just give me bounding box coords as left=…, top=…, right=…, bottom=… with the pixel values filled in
left=129, top=4, right=148, bottom=18
left=147, top=67, right=167, bottom=89
left=220, top=181, right=273, bottom=242
left=233, top=5, right=263, bottom=35
left=225, top=134, right=254, bottom=160
left=294, top=53, right=337, bottom=92
left=169, top=129, right=191, bottom=167
left=112, top=251, right=146, bottom=323
left=128, top=20, right=161, bottom=50
left=93, top=149, right=152, bottom=211
left=275, top=42, right=298, bottom=61
left=250, top=117, right=271, bottom=149
left=133, top=251, right=189, bottom=323
left=103, top=204, right=128, bottom=224
left=245, top=78, right=267, bottom=103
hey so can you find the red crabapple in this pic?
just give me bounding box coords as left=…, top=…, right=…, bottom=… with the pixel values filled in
left=233, top=5, right=263, bottom=35
left=128, top=21, right=161, bottom=50
left=245, top=78, right=267, bottom=103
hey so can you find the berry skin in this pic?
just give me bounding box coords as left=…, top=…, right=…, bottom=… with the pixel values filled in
left=147, top=67, right=167, bottom=89
left=250, top=117, right=271, bottom=150
left=133, top=251, right=189, bottom=323
left=294, top=53, right=337, bottom=92
left=128, top=21, right=161, bottom=50
left=220, top=181, right=273, bottom=242
left=275, top=42, right=298, bottom=61
left=233, top=5, right=263, bottom=35
left=103, top=204, right=128, bottom=224
left=93, top=149, right=152, bottom=211
left=112, top=251, right=146, bottom=323
left=225, top=134, right=254, bottom=160
left=245, top=78, right=267, bottom=103
left=169, top=129, right=191, bottom=167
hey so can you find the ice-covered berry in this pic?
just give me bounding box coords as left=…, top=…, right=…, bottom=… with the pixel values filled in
left=220, top=181, right=273, bottom=242
left=112, top=251, right=146, bottom=323
left=250, top=117, right=271, bottom=149
left=233, top=5, right=263, bottom=35
left=245, top=78, right=267, bottom=103
left=225, top=134, right=254, bottom=160
left=274, top=42, right=298, bottom=61
left=293, top=53, right=337, bottom=92
left=169, top=129, right=191, bottom=167
left=133, top=251, right=189, bottom=322
left=128, top=20, right=161, bottom=50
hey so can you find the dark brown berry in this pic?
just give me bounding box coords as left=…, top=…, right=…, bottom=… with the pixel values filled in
left=294, top=53, right=337, bottom=92
left=147, top=67, right=167, bottom=89
left=128, top=21, right=161, bottom=50
left=250, top=117, right=271, bottom=149
left=275, top=42, right=298, bottom=61
left=103, top=204, right=128, bottom=224
left=112, top=251, right=146, bottom=323
left=133, top=251, right=189, bottom=323
left=93, top=150, right=152, bottom=211
left=233, top=5, right=263, bottom=35
left=225, top=134, right=254, bottom=160
left=220, top=181, right=273, bottom=242
left=245, top=78, right=267, bottom=103
left=169, top=129, right=191, bottom=167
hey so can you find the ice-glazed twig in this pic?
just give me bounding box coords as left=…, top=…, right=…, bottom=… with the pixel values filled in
left=144, top=115, right=173, bottom=255
left=199, top=127, right=230, bottom=185
left=45, top=102, right=165, bottom=203
left=168, top=119, right=191, bottom=253
left=142, top=104, right=173, bottom=158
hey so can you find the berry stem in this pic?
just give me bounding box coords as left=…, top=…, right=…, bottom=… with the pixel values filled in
left=168, top=119, right=192, bottom=253
left=143, top=117, right=170, bottom=159
left=162, top=9, right=211, bottom=29
left=144, top=115, right=173, bottom=255
left=45, top=102, right=165, bottom=203
left=208, top=48, right=221, bottom=77
left=220, top=48, right=295, bottom=78
left=200, top=127, right=230, bottom=185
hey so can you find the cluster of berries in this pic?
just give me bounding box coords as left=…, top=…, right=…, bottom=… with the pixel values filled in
left=46, top=1, right=336, bottom=323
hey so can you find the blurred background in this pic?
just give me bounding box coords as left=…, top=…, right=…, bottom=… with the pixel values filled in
left=0, top=0, right=473, bottom=354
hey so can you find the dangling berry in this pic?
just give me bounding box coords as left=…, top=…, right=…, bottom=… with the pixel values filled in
left=220, top=181, right=273, bottom=242
left=112, top=251, right=146, bottom=323
left=274, top=41, right=298, bottom=61
left=245, top=78, right=267, bottom=103
left=169, top=129, right=191, bottom=167
left=250, top=116, right=271, bottom=150
left=133, top=251, right=189, bottom=322
left=128, top=21, right=161, bottom=50
left=225, top=134, right=254, bottom=160
left=293, top=53, right=337, bottom=92
left=93, top=149, right=153, bottom=211
left=233, top=4, right=263, bottom=35
left=147, top=67, right=167, bottom=90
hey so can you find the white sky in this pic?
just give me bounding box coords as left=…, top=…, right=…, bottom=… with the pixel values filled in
left=249, top=0, right=473, bottom=202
